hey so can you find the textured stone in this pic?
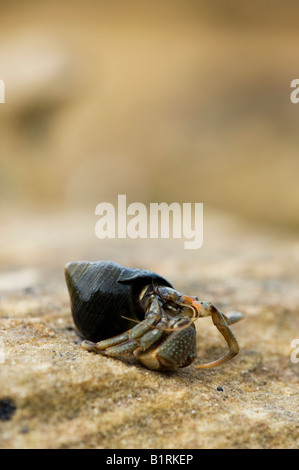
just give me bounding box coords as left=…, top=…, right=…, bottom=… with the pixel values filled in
left=0, top=211, right=298, bottom=449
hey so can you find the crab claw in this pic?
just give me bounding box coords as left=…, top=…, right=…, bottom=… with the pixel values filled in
left=182, top=295, right=201, bottom=314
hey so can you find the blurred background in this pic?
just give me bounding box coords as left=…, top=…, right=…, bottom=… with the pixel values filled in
left=1, top=2, right=299, bottom=450
left=0, top=0, right=299, bottom=276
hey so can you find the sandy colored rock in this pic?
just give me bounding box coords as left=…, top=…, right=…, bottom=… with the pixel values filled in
left=0, top=210, right=298, bottom=449
left=1, top=0, right=299, bottom=450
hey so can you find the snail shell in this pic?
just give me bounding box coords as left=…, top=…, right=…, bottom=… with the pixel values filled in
left=64, top=261, right=173, bottom=342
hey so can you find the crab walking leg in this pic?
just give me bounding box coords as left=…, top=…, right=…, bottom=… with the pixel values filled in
left=102, top=323, right=167, bottom=357
left=196, top=302, right=243, bottom=369
left=81, top=296, right=164, bottom=354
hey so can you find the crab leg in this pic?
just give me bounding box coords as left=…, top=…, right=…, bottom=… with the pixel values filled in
left=101, top=325, right=167, bottom=357
left=195, top=302, right=243, bottom=369
left=81, top=297, right=166, bottom=356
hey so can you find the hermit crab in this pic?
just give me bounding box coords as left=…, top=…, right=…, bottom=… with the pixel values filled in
left=65, top=261, right=243, bottom=371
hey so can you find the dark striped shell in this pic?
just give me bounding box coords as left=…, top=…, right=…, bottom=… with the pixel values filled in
left=65, top=261, right=173, bottom=342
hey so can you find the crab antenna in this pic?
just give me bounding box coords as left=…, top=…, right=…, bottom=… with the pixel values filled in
left=121, top=315, right=142, bottom=325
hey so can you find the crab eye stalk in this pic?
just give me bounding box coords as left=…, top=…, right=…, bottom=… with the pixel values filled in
left=155, top=287, right=181, bottom=302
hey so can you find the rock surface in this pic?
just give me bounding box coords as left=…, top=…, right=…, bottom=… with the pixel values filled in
left=0, top=210, right=298, bottom=449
